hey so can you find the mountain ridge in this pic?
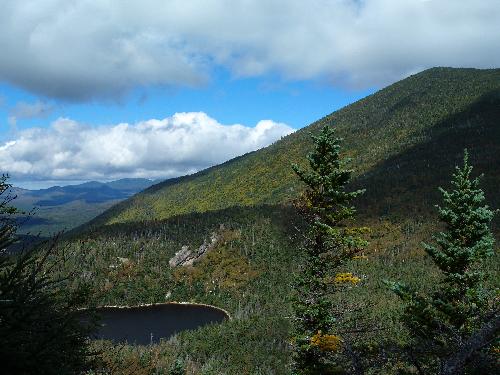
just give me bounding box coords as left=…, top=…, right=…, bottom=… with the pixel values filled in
left=13, top=178, right=157, bottom=234
left=57, top=67, right=500, bottom=373
left=82, top=67, right=500, bottom=230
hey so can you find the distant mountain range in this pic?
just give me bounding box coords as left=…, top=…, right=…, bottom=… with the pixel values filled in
left=12, top=178, right=158, bottom=235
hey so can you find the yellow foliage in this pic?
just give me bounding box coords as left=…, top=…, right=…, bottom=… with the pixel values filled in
left=173, top=246, right=259, bottom=294
left=310, top=331, right=342, bottom=352
left=345, top=226, right=371, bottom=235
left=334, top=272, right=361, bottom=284
left=353, top=255, right=368, bottom=260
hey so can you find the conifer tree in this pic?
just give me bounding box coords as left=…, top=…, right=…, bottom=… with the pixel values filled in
left=291, top=126, right=368, bottom=374
left=0, top=174, right=97, bottom=374
left=0, top=175, right=18, bottom=252
left=390, top=151, right=498, bottom=374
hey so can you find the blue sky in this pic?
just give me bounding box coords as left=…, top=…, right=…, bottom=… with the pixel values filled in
left=0, top=71, right=374, bottom=189
left=0, top=71, right=374, bottom=140
left=0, top=1, right=498, bottom=188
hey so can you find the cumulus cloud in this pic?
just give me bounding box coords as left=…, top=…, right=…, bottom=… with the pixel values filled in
left=0, top=112, right=294, bottom=183
left=8, top=100, right=54, bottom=127
left=0, top=0, right=498, bottom=100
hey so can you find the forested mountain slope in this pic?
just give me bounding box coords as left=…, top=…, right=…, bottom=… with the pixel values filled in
left=62, top=67, right=499, bottom=374
left=85, top=67, right=500, bottom=228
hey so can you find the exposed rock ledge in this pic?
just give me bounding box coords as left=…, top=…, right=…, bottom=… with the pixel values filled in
left=169, top=224, right=224, bottom=267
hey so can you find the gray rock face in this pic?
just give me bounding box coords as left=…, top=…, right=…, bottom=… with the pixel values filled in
left=168, top=245, right=192, bottom=267
left=169, top=225, right=224, bottom=268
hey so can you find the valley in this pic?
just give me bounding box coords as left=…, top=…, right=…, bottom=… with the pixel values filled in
left=11, top=178, right=157, bottom=235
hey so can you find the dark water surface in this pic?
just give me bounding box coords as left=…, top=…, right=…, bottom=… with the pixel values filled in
left=93, top=303, right=228, bottom=345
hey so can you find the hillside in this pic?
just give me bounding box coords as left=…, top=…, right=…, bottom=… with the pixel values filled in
left=84, top=67, right=500, bottom=229
left=60, top=67, right=500, bottom=374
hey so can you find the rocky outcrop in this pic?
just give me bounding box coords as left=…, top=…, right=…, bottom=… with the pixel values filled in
left=168, top=245, right=192, bottom=267
left=169, top=225, right=224, bottom=267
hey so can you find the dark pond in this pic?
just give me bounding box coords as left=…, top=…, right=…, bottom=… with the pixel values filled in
left=92, top=303, right=229, bottom=345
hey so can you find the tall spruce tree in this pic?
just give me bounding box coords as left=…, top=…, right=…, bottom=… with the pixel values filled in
left=390, top=151, right=498, bottom=374
left=291, top=126, right=368, bottom=374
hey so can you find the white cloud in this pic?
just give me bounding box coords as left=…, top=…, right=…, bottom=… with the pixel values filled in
left=0, top=112, right=294, bottom=183
left=0, top=1, right=498, bottom=100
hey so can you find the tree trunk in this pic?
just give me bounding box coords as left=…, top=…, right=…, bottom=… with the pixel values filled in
left=441, top=312, right=499, bottom=375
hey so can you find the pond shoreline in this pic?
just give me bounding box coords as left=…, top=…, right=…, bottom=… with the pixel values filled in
left=87, top=301, right=231, bottom=345
left=95, top=301, right=231, bottom=320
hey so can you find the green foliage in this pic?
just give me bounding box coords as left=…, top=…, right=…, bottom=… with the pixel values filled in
left=0, top=175, right=19, bottom=250
left=291, top=126, right=368, bottom=374
left=172, top=242, right=260, bottom=295
left=0, top=175, right=97, bottom=375
left=56, top=204, right=498, bottom=374
left=15, top=199, right=120, bottom=236
left=52, top=68, right=500, bottom=374
left=389, top=151, right=498, bottom=373
left=169, top=358, right=186, bottom=375
left=59, top=205, right=299, bottom=374
left=425, top=151, right=496, bottom=327
left=81, top=67, right=500, bottom=230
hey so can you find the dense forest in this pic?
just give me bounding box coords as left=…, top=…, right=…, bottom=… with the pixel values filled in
left=82, top=67, right=500, bottom=230
left=1, top=67, right=498, bottom=374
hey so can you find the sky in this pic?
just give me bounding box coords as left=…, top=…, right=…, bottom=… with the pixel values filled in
left=1, top=0, right=499, bottom=189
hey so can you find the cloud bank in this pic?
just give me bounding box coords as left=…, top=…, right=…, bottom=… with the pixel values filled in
left=0, top=112, right=293, bottom=184
left=1, top=0, right=499, bottom=100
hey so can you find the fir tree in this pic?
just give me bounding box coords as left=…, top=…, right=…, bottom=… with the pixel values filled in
left=291, top=126, right=368, bottom=374
left=390, top=151, right=498, bottom=374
